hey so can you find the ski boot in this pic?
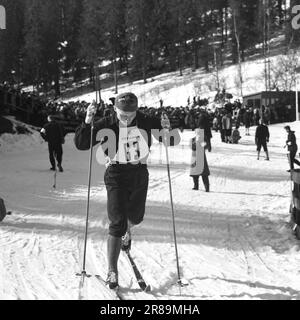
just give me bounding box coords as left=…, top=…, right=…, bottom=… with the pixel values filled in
left=106, top=271, right=118, bottom=290
left=121, top=230, right=132, bottom=252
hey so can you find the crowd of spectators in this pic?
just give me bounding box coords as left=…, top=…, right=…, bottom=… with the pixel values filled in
left=0, top=82, right=297, bottom=135
left=0, top=82, right=46, bottom=126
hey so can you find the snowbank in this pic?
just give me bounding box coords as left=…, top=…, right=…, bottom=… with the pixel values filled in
left=0, top=117, right=43, bottom=154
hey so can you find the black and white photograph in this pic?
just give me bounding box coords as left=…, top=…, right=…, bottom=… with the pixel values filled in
left=1, top=0, right=300, bottom=304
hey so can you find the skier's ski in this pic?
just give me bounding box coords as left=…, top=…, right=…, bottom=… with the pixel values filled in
left=94, top=274, right=124, bottom=300
left=125, top=250, right=151, bottom=292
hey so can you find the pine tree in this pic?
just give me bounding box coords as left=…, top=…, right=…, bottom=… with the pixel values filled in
left=102, top=0, right=127, bottom=93
left=79, top=0, right=106, bottom=85
left=127, top=0, right=156, bottom=83
left=61, top=0, right=84, bottom=81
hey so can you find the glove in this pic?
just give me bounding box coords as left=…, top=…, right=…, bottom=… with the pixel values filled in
left=161, top=113, right=171, bottom=130
left=85, top=101, right=97, bottom=124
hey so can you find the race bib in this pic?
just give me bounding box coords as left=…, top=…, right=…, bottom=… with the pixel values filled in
left=113, top=126, right=149, bottom=164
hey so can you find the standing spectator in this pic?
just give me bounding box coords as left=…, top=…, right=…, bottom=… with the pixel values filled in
left=231, top=125, right=242, bottom=144
left=285, top=126, right=300, bottom=172
left=190, top=128, right=211, bottom=192
left=253, top=108, right=260, bottom=126
left=159, top=98, right=164, bottom=108
left=222, top=111, right=233, bottom=143
left=40, top=115, right=65, bottom=172
left=255, top=119, right=270, bottom=161
left=197, top=110, right=212, bottom=151
left=264, top=105, right=271, bottom=125
left=217, top=111, right=225, bottom=142
left=243, top=109, right=252, bottom=136
left=212, top=116, right=219, bottom=132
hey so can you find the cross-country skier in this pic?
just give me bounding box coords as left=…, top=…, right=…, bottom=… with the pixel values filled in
left=74, top=92, right=181, bottom=290
left=285, top=125, right=300, bottom=172
left=255, top=119, right=270, bottom=161
left=40, top=115, right=65, bottom=172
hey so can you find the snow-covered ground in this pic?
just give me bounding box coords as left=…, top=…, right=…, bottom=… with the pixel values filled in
left=1, top=120, right=300, bottom=300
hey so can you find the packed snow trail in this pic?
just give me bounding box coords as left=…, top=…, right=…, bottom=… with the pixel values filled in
left=0, top=124, right=300, bottom=300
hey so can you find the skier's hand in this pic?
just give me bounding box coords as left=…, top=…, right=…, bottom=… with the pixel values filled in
left=85, top=101, right=97, bottom=124
left=161, top=113, right=171, bottom=130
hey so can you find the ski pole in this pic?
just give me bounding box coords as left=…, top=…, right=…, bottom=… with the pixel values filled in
left=162, top=113, right=184, bottom=291
left=76, top=109, right=95, bottom=279
left=53, top=150, right=58, bottom=189
left=53, top=168, right=57, bottom=189
left=77, top=66, right=99, bottom=279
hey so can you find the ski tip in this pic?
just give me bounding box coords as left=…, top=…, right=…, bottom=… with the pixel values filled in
left=144, top=285, right=151, bottom=293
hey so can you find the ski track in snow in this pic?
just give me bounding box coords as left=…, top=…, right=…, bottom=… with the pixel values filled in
left=1, top=124, right=300, bottom=300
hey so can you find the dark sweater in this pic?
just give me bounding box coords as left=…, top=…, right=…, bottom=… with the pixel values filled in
left=74, top=111, right=181, bottom=156
left=255, top=124, right=270, bottom=142
left=41, top=121, right=64, bottom=146
left=286, top=131, right=297, bottom=151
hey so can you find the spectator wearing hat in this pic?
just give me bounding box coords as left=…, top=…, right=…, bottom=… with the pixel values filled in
left=255, top=119, right=270, bottom=161
left=285, top=126, right=300, bottom=172
left=74, top=92, right=181, bottom=290
left=40, top=115, right=65, bottom=172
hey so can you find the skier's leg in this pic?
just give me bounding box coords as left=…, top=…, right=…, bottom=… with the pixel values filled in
left=105, top=167, right=128, bottom=281
left=125, top=166, right=149, bottom=250
left=106, top=235, right=121, bottom=289
left=107, top=235, right=121, bottom=273
left=56, top=145, right=63, bottom=171
left=257, top=143, right=261, bottom=160
left=265, top=150, right=270, bottom=160
left=202, top=175, right=210, bottom=192
left=192, top=176, right=199, bottom=190
left=293, top=148, right=300, bottom=167
left=264, top=144, right=270, bottom=160
left=48, top=144, right=56, bottom=169
left=290, top=151, right=296, bottom=170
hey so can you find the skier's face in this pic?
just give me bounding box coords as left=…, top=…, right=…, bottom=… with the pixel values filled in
left=115, top=107, right=137, bottom=126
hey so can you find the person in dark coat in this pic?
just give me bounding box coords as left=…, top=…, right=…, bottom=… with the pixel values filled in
left=285, top=126, right=300, bottom=171
left=40, top=115, right=65, bottom=172
left=74, top=92, right=181, bottom=290
left=222, top=111, right=233, bottom=143
left=255, top=119, right=270, bottom=161
left=243, top=109, right=252, bottom=136
left=190, top=113, right=212, bottom=192
left=231, top=125, right=241, bottom=144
